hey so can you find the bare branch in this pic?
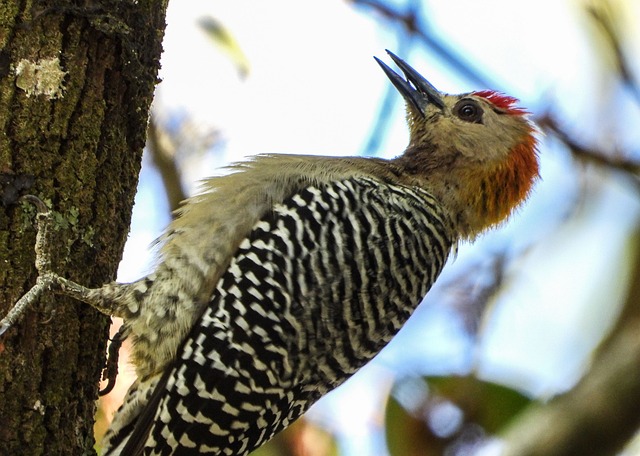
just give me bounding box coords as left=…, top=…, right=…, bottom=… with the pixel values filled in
left=348, top=0, right=494, bottom=88
left=586, top=2, right=640, bottom=105
left=500, top=226, right=640, bottom=456
left=538, top=115, right=640, bottom=176
left=146, top=116, right=187, bottom=213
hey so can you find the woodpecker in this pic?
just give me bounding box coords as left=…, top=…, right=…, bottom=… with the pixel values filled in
left=1, top=51, right=539, bottom=455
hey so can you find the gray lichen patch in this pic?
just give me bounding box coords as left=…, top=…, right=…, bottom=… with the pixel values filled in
left=15, top=57, right=67, bottom=99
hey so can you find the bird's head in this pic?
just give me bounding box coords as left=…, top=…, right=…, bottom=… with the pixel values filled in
left=376, top=51, right=539, bottom=238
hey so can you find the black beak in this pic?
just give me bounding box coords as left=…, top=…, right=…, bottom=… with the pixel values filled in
left=374, top=50, right=445, bottom=116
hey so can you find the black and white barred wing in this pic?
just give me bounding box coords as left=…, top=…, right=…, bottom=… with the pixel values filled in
left=106, top=177, right=454, bottom=456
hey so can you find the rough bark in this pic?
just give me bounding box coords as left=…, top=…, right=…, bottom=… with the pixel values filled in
left=0, top=1, right=168, bottom=455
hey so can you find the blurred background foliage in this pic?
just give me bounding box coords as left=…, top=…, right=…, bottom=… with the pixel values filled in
left=95, top=0, right=640, bottom=454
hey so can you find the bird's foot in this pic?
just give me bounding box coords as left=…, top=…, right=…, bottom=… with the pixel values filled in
left=0, top=196, right=94, bottom=336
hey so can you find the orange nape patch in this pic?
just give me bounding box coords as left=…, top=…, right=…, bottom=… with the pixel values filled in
left=468, top=133, right=539, bottom=229
left=473, top=90, right=529, bottom=116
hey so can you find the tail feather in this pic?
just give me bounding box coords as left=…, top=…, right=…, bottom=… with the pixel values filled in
left=101, top=374, right=163, bottom=455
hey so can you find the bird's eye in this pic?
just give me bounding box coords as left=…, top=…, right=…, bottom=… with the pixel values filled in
left=453, top=99, right=483, bottom=123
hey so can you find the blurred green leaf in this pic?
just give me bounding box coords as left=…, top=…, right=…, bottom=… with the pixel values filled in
left=385, top=375, right=533, bottom=456
left=386, top=391, right=446, bottom=456
left=427, top=375, right=531, bottom=433
left=198, top=16, right=250, bottom=78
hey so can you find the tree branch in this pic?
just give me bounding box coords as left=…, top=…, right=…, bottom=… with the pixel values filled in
left=538, top=115, right=640, bottom=177
left=500, top=227, right=640, bottom=456
left=146, top=116, right=187, bottom=213
left=348, top=0, right=494, bottom=88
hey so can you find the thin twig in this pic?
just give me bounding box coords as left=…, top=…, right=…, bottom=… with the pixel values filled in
left=349, top=0, right=494, bottom=88
left=147, top=116, right=187, bottom=213
left=538, top=115, right=640, bottom=176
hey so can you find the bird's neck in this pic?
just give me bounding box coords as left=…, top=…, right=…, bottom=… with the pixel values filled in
left=394, top=140, right=538, bottom=239
left=456, top=145, right=538, bottom=237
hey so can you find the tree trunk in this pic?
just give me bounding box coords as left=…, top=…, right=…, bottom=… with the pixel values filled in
left=0, top=1, right=168, bottom=454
